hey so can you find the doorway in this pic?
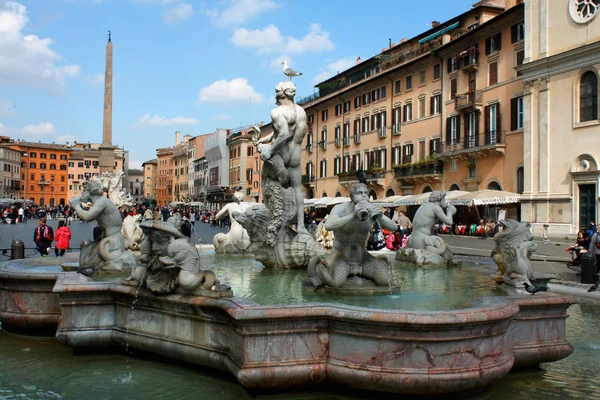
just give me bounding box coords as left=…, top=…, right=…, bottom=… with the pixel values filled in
left=579, top=184, right=596, bottom=229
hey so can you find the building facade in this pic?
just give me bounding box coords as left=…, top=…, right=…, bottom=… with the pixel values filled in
left=189, top=134, right=209, bottom=203
left=0, top=147, right=21, bottom=200
left=142, top=159, right=158, bottom=203
left=205, top=129, right=230, bottom=209
left=519, top=0, right=600, bottom=236
left=128, top=169, right=144, bottom=204
left=8, top=142, right=70, bottom=206
left=228, top=125, right=259, bottom=200
left=298, top=0, right=523, bottom=204
left=156, top=148, right=174, bottom=207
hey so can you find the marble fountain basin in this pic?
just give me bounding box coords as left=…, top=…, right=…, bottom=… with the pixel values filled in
left=0, top=256, right=575, bottom=396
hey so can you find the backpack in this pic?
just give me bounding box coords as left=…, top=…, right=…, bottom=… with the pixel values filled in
left=181, top=220, right=192, bottom=237
left=36, top=225, right=52, bottom=242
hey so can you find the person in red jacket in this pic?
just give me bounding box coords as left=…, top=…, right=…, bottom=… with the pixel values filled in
left=54, top=220, right=71, bottom=257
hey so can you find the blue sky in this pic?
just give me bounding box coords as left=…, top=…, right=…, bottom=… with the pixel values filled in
left=0, top=0, right=475, bottom=169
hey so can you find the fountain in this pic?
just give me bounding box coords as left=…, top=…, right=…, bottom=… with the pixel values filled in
left=0, top=81, right=577, bottom=398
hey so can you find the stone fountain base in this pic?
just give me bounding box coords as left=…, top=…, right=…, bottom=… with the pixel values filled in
left=0, top=258, right=575, bottom=396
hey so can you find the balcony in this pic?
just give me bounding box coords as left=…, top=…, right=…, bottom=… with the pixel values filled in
left=354, top=134, right=361, bottom=144
left=454, top=90, right=482, bottom=112
left=394, top=162, right=443, bottom=183
left=337, top=170, right=386, bottom=186
left=343, top=137, right=350, bottom=147
left=435, top=130, right=506, bottom=159
left=302, top=174, right=315, bottom=186
left=392, top=124, right=401, bottom=135
left=335, top=137, right=341, bottom=147
left=306, top=144, right=313, bottom=154
left=458, top=47, right=478, bottom=72
left=378, top=127, right=387, bottom=138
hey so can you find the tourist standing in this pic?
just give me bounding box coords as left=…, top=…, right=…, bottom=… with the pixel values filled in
left=54, top=220, right=71, bottom=257
left=33, top=217, right=54, bottom=257
left=393, top=209, right=412, bottom=237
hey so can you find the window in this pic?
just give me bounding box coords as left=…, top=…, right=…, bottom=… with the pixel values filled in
left=335, top=126, right=341, bottom=146
left=433, top=64, right=441, bottom=80
left=430, top=94, right=441, bottom=115
left=403, top=103, right=413, bottom=122
left=353, top=153, right=361, bottom=171
left=320, top=160, right=327, bottom=178
left=321, top=109, right=328, bottom=122
left=403, top=143, right=414, bottom=163
left=511, top=22, right=525, bottom=43
left=517, top=167, right=524, bottom=194
left=77, top=174, right=83, bottom=180
left=419, top=70, right=426, bottom=85
left=60, top=164, right=67, bottom=170
left=363, top=92, right=370, bottom=105
left=344, top=100, right=351, bottom=113
left=40, top=163, right=46, bottom=169
left=29, top=162, right=36, bottom=169
left=68, top=174, right=74, bottom=179
left=450, top=78, right=458, bottom=99
left=394, top=80, right=401, bottom=94
left=308, top=114, right=314, bottom=126
left=372, top=88, right=380, bottom=102
left=68, top=162, right=74, bottom=167
left=419, top=97, right=426, bottom=118
left=334, top=157, right=341, bottom=175
left=447, top=57, right=458, bottom=73
left=93, top=161, right=99, bottom=168
left=446, top=116, right=460, bottom=144
left=60, top=155, right=67, bottom=160
left=465, top=112, right=478, bottom=148
left=392, top=107, right=402, bottom=134
left=321, top=128, right=327, bottom=148
left=29, top=152, right=36, bottom=158
left=354, top=96, right=361, bottom=109
left=60, top=176, right=65, bottom=182
left=516, top=51, right=524, bottom=76
left=335, top=104, right=342, bottom=117
left=381, top=85, right=387, bottom=99
left=429, top=138, right=441, bottom=155
left=354, top=119, right=361, bottom=136
left=580, top=71, right=599, bottom=122
left=50, top=154, right=56, bottom=159
left=343, top=122, right=350, bottom=141
left=78, top=162, right=83, bottom=168
left=362, top=116, right=370, bottom=132
left=406, top=75, right=412, bottom=90
left=40, top=153, right=47, bottom=159
left=485, top=33, right=502, bottom=55
left=485, top=103, right=501, bottom=144
left=511, top=96, right=524, bottom=130
left=392, top=146, right=401, bottom=165
left=489, top=61, right=498, bottom=85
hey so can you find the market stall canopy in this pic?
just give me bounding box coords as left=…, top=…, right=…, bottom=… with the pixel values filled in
left=186, top=202, right=204, bottom=207
left=392, top=191, right=471, bottom=206
left=373, top=195, right=412, bottom=207
left=314, top=197, right=351, bottom=208
left=452, top=190, right=521, bottom=206
left=304, top=198, right=317, bottom=207
left=170, top=201, right=184, bottom=207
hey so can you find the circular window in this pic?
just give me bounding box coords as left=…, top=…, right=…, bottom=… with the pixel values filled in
left=569, top=0, right=600, bottom=24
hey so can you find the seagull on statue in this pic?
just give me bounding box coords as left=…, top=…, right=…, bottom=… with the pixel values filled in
left=281, top=61, right=302, bottom=80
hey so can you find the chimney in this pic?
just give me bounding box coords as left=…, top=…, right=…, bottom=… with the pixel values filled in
left=175, top=131, right=181, bottom=145
left=432, top=21, right=440, bottom=28
left=381, top=48, right=388, bottom=53
left=400, top=38, right=408, bottom=44
left=356, top=56, right=361, bottom=64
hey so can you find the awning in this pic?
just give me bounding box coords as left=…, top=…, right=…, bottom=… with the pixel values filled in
left=453, top=190, right=521, bottom=206
left=314, top=197, right=351, bottom=208
left=392, top=191, right=471, bottom=206
left=418, top=21, right=460, bottom=44
left=373, top=195, right=412, bottom=207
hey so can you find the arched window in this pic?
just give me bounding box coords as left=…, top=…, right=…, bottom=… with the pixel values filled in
left=386, top=189, right=395, bottom=197
left=488, top=181, right=502, bottom=191
left=369, top=190, right=377, bottom=200
left=580, top=71, right=598, bottom=122
left=517, top=167, right=524, bottom=194
left=422, top=186, right=433, bottom=193
left=322, top=192, right=327, bottom=198
left=335, top=192, right=342, bottom=197
left=449, top=184, right=460, bottom=191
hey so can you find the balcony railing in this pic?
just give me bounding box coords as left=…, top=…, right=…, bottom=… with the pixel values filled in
left=306, top=144, right=313, bottom=154
left=392, top=124, right=401, bottom=135
left=455, top=90, right=482, bottom=112
left=458, top=47, right=479, bottom=71
left=436, top=130, right=505, bottom=154
left=338, top=170, right=385, bottom=183
left=394, top=162, right=443, bottom=179
left=343, top=137, right=351, bottom=147
left=354, top=134, right=361, bottom=144
left=378, top=127, right=386, bottom=138
left=301, top=175, right=315, bottom=185
left=335, top=137, right=341, bottom=147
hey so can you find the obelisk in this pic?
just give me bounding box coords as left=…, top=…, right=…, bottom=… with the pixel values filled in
left=99, top=30, right=115, bottom=173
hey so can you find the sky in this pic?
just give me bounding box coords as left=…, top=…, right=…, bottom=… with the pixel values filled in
left=0, top=0, right=476, bottom=170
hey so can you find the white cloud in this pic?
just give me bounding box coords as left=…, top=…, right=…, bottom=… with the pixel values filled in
left=162, top=3, right=193, bottom=24
left=205, top=0, right=279, bottom=27
left=85, top=73, right=104, bottom=86
left=57, top=134, right=77, bottom=144
left=0, top=101, right=17, bottom=117
left=21, top=122, right=55, bottom=135
left=0, top=2, right=81, bottom=90
left=231, top=23, right=334, bottom=55
left=129, top=160, right=143, bottom=170
left=134, top=114, right=199, bottom=128
left=212, top=113, right=232, bottom=121
left=0, top=121, right=57, bottom=140
left=312, top=56, right=357, bottom=85
left=198, top=78, right=265, bottom=104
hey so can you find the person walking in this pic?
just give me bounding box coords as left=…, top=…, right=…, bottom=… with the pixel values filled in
left=54, top=220, right=71, bottom=257
left=33, top=217, right=54, bottom=257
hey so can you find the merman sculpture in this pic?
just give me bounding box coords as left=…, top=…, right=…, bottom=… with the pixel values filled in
left=69, top=179, right=136, bottom=273
left=213, top=190, right=252, bottom=254
left=492, top=219, right=538, bottom=287
left=396, top=190, right=457, bottom=266
left=236, top=81, right=325, bottom=268
left=125, top=216, right=231, bottom=296
left=303, top=183, right=398, bottom=290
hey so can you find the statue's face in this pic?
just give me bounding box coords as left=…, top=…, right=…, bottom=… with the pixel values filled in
left=149, top=231, right=170, bottom=255
left=351, top=187, right=369, bottom=203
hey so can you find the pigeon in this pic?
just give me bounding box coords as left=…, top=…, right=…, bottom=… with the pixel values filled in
left=523, top=282, right=548, bottom=295
left=232, top=185, right=243, bottom=192
left=356, top=169, right=367, bottom=184
left=281, top=61, right=302, bottom=80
